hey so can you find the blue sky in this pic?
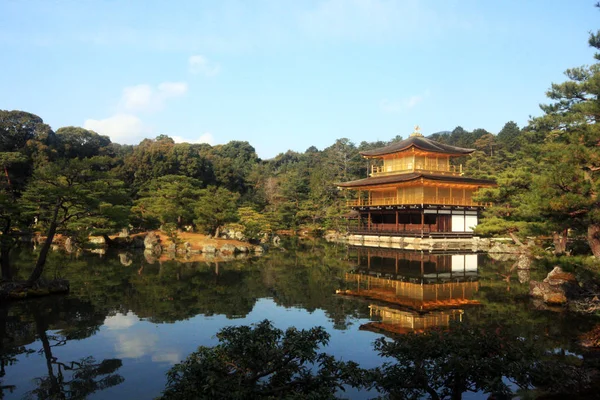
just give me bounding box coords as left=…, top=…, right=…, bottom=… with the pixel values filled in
left=1, top=0, right=597, bottom=159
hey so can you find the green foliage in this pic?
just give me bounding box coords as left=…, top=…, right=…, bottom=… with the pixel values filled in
left=55, top=127, right=112, bottom=159
left=22, top=157, right=129, bottom=237
left=160, top=320, right=362, bottom=400
left=194, top=186, right=240, bottom=235
left=496, top=121, right=522, bottom=153
left=371, top=323, right=539, bottom=399
left=133, top=175, right=203, bottom=229
left=238, top=206, right=272, bottom=239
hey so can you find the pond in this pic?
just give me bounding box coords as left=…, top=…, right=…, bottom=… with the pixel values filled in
left=0, top=240, right=597, bottom=399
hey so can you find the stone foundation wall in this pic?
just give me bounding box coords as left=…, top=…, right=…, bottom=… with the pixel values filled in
left=339, top=234, right=491, bottom=252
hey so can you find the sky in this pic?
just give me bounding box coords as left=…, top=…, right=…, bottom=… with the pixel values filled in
left=1, top=0, right=598, bottom=159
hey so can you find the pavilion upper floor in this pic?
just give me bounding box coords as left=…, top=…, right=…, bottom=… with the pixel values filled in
left=359, top=133, right=476, bottom=177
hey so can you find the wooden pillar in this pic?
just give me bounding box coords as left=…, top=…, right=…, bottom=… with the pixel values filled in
left=395, top=252, right=398, bottom=274
left=368, top=211, right=371, bottom=231
left=462, top=188, right=466, bottom=205
left=367, top=249, right=371, bottom=269
left=449, top=187, right=453, bottom=205
left=395, top=210, right=399, bottom=232
left=436, top=186, right=439, bottom=204
left=421, top=211, right=425, bottom=235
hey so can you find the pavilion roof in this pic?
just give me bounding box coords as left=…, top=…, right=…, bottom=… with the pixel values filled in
left=360, top=135, right=474, bottom=157
left=336, top=172, right=495, bottom=188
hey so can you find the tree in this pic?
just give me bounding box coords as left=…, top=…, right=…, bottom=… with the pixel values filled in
left=0, top=153, right=27, bottom=281
left=133, top=175, right=203, bottom=229
left=204, top=141, right=259, bottom=193
left=496, top=121, right=521, bottom=153
left=0, top=110, right=55, bottom=156
left=238, top=206, right=272, bottom=240
left=371, top=322, right=585, bottom=400
left=194, top=186, right=240, bottom=236
left=54, top=127, right=112, bottom=159
left=20, top=157, right=128, bottom=284
left=521, top=23, right=600, bottom=258
left=160, top=320, right=362, bottom=400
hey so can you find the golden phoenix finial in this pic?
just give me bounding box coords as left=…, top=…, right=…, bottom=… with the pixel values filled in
left=411, top=125, right=423, bottom=137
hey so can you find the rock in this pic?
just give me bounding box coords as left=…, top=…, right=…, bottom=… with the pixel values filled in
left=516, top=254, right=531, bottom=269
left=220, top=244, right=236, bottom=255
left=529, top=266, right=581, bottom=305
left=167, top=243, right=177, bottom=253
left=184, top=242, right=192, bottom=252
left=253, top=245, right=264, bottom=253
left=236, top=246, right=249, bottom=253
left=144, top=232, right=160, bottom=250
left=517, top=268, right=530, bottom=284
left=234, top=231, right=245, bottom=240
left=119, top=228, right=130, bottom=237
left=89, top=236, right=106, bottom=245
left=530, top=281, right=568, bottom=305
left=260, top=233, right=269, bottom=244
left=544, top=266, right=577, bottom=285
left=119, top=253, right=133, bottom=266
left=202, top=245, right=217, bottom=254
left=90, top=248, right=105, bottom=255
left=272, top=235, right=281, bottom=246
left=144, top=250, right=157, bottom=264
left=64, top=237, right=75, bottom=253
left=488, top=242, right=516, bottom=254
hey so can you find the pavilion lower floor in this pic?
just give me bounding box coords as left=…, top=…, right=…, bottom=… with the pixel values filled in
left=348, top=205, right=481, bottom=237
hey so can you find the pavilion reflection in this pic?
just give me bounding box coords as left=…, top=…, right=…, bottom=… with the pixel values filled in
left=340, top=247, right=481, bottom=336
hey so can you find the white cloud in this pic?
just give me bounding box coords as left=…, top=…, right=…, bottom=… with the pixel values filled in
left=84, top=113, right=148, bottom=144
left=103, top=312, right=139, bottom=330
left=120, top=82, right=188, bottom=112
left=114, top=332, right=158, bottom=359
left=189, top=55, right=220, bottom=76
left=172, top=132, right=215, bottom=145
left=152, top=352, right=182, bottom=364
left=380, top=90, right=430, bottom=113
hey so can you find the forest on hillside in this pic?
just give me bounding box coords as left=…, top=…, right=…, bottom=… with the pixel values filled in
left=0, top=111, right=520, bottom=235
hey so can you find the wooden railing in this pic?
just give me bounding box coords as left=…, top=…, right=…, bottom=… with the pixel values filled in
left=346, top=197, right=489, bottom=207
left=370, top=164, right=463, bottom=177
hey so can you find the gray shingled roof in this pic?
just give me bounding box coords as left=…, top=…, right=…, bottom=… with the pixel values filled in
left=360, top=136, right=475, bottom=157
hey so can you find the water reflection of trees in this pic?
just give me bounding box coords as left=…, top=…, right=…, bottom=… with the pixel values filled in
left=0, top=297, right=124, bottom=399
left=41, top=240, right=368, bottom=328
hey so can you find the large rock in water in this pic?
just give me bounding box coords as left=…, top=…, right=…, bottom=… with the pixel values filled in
left=529, top=266, right=580, bottom=305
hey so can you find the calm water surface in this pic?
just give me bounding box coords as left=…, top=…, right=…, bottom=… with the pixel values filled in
left=0, top=240, right=596, bottom=399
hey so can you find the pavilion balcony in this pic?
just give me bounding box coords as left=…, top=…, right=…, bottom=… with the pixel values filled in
left=346, top=196, right=488, bottom=208
left=370, top=164, right=464, bottom=177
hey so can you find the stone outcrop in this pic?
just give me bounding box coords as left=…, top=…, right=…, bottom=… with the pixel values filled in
left=88, top=236, right=106, bottom=245
left=144, top=232, right=161, bottom=251
left=202, top=245, right=217, bottom=254
left=529, top=266, right=580, bottom=306
left=220, top=244, right=237, bottom=255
